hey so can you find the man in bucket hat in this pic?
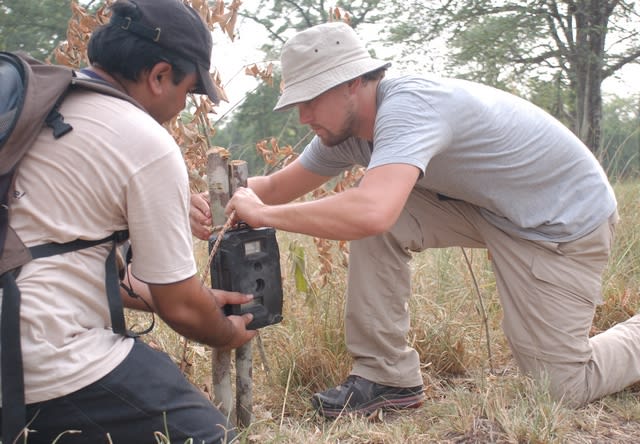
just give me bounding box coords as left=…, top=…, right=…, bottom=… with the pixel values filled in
left=0, top=0, right=255, bottom=442
left=206, top=21, right=640, bottom=417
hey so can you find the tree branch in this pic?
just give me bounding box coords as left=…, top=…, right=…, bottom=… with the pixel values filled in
left=603, top=48, right=640, bottom=78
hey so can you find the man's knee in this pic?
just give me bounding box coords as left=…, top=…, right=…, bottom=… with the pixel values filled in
left=548, top=372, right=591, bottom=407
left=523, top=359, right=592, bottom=408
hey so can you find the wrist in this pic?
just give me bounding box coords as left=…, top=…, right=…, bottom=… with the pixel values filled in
left=212, top=310, right=236, bottom=348
left=257, top=204, right=273, bottom=228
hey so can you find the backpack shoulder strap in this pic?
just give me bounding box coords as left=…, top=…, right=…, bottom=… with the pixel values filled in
left=0, top=51, right=72, bottom=278
left=71, top=74, right=145, bottom=111
left=0, top=51, right=73, bottom=176
left=28, top=230, right=132, bottom=336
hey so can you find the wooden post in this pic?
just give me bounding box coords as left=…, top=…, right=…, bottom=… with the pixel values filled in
left=229, top=160, right=252, bottom=427
left=206, top=147, right=231, bottom=229
left=206, top=148, right=234, bottom=420
left=229, top=160, right=249, bottom=194
left=207, top=154, right=255, bottom=428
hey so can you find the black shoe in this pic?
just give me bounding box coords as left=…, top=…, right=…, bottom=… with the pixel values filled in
left=311, top=375, right=425, bottom=418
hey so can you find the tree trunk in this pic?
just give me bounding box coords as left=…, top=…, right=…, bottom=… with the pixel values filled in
left=572, top=0, right=610, bottom=154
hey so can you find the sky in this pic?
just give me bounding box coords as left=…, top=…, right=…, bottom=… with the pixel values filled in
left=209, top=8, right=269, bottom=119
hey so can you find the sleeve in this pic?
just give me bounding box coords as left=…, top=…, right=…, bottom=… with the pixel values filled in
left=126, top=148, right=197, bottom=284
left=370, top=80, right=453, bottom=174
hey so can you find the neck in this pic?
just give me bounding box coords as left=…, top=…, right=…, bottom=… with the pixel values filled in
left=86, top=66, right=133, bottom=97
left=356, top=78, right=381, bottom=142
left=85, top=66, right=151, bottom=117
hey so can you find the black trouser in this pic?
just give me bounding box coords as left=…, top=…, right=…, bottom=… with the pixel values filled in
left=1, top=340, right=235, bottom=444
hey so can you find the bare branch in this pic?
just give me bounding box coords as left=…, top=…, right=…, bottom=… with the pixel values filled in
left=511, top=49, right=561, bottom=65
left=603, top=48, right=640, bottom=78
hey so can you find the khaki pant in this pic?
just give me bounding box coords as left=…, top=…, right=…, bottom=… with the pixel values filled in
left=346, top=188, right=640, bottom=406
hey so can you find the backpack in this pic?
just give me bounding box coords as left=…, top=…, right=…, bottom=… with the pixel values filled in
left=0, top=51, right=143, bottom=444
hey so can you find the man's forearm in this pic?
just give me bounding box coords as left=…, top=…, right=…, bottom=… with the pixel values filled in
left=259, top=195, right=380, bottom=240
left=148, top=276, right=254, bottom=350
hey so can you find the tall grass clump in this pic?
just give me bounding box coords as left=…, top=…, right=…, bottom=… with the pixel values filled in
left=595, top=181, right=640, bottom=332
left=408, top=246, right=505, bottom=377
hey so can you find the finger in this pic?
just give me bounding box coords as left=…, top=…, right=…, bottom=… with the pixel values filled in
left=192, top=193, right=211, bottom=216
left=227, top=293, right=254, bottom=305
left=216, top=290, right=253, bottom=306
left=189, top=214, right=211, bottom=240
left=189, top=209, right=205, bottom=226
left=198, top=191, right=210, bottom=201
left=190, top=200, right=210, bottom=220
left=224, top=201, right=235, bottom=218
left=193, top=226, right=211, bottom=241
left=242, top=312, right=254, bottom=326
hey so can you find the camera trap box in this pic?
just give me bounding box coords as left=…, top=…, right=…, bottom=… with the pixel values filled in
left=209, top=225, right=284, bottom=330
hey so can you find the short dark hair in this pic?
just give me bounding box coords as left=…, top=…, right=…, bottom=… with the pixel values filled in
left=362, top=66, right=388, bottom=82
left=87, top=1, right=196, bottom=85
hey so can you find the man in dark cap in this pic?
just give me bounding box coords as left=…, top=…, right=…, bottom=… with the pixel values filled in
left=0, top=1, right=254, bottom=442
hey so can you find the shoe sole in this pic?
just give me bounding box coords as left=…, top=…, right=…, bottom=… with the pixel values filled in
left=313, top=393, right=425, bottom=418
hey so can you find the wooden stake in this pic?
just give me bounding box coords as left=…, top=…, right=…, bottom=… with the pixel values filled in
left=207, top=148, right=234, bottom=420
left=235, top=340, right=253, bottom=427
left=229, top=159, right=249, bottom=194
left=228, top=160, right=253, bottom=427
left=207, top=147, right=231, bottom=227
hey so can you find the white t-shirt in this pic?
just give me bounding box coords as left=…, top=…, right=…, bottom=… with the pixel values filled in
left=2, top=90, right=196, bottom=404
left=299, top=75, right=616, bottom=242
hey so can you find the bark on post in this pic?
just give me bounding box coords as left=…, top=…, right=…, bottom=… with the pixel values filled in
left=206, top=148, right=234, bottom=420
left=207, top=147, right=231, bottom=228
left=229, top=160, right=252, bottom=427
left=229, top=160, right=249, bottom=195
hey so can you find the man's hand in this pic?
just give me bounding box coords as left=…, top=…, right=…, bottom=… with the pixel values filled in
left=190, top=192, right=212, bottom=240
left=211, top=288, right=252, bottom=309
left=149, top=276, right=256, bottom=350
left=222, top=313, right=257, bottom=350
left=226, top=187, right=267, bottom=228
left=210, top=289, right=257, bottom=349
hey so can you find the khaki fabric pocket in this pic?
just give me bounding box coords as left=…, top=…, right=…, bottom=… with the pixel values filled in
left=531, top=250, right=603, bottom=305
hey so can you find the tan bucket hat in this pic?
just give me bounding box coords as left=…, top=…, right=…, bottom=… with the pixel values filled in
left=273, top=22, right=390, bottom=111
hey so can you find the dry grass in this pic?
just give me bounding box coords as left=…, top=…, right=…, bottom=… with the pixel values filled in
left=127, top=180, right=640, bottom=443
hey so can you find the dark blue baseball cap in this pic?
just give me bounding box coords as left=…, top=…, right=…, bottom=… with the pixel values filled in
left=110, top=0, right=219, bottom=104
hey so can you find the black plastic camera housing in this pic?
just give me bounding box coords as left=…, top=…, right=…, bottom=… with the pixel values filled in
left=209, top=225, right=283, bottom=330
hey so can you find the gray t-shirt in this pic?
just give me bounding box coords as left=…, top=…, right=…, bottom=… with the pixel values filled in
left=299, top=75, right=616, bottom=242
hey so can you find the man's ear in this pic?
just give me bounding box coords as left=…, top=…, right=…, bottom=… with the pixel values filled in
left=346, top=77, right=362, bottom=94
left=147, top=61, right=173, bottom=96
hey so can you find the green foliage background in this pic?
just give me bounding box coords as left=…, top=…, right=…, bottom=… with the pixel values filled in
left=213, top=74, right=312, bottom=175
left=0, top=0, right=72, bottom=60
